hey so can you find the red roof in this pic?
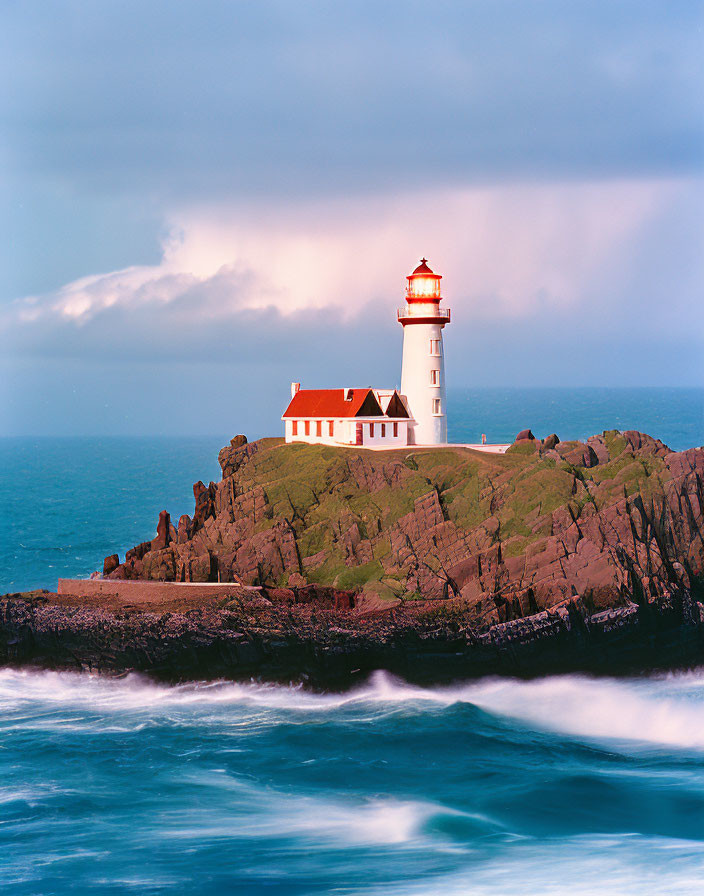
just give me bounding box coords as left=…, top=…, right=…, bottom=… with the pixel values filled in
left=412, top=258, right=435, bottom=275
left=283, top=388, right=383, bottom=419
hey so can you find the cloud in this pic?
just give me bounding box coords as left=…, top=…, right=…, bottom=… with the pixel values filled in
left=3, top=1, right=702, bottom=204
left=8, top=177, right=694, bottom=338
left=3, top=176, right=702, bottom=438
left=3, top=1, right=701, bottom=312
left=3, top=3, right=702, bottom=436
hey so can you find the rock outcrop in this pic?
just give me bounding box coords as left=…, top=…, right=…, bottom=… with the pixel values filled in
left=103, top=554, right=119, bottom=577
left=2, top=429, right=702, bottom=685
left=102, top=430, right=704, bottom=634
left=1, top=585, right=702, bottom=687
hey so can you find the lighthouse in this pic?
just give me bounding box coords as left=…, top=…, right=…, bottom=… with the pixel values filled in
left=282, top=256, right=511, bottom=452
left=398, top=259, right=451, bottom=445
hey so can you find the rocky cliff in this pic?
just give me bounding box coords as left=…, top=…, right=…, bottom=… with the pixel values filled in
left=2, top=429, right=703, bottom=685
left=1, top=583, right=702, bottom=687
left=105, top=430, right=704, bottom=627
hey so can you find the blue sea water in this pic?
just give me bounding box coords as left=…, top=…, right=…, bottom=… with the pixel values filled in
left=2, top=670, right=704, bottom=895
left=1, top=387, right=704, bottom=894
left=448, top=386, right=704, bottom=449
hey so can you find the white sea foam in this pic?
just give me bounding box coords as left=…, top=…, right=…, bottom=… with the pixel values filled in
left=0, top=787, right=44, bottom=805
left=152, top=767, right=496, bottom=849
left=452, top=674, right=704, bottom=751
left=3, top=666, right=704, bottom=750
left=158, top=793, right=438, bottom=847
left=363, top=834, right=704, bottom=896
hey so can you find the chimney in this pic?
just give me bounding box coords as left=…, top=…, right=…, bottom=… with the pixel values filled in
left=291, top=382, right=300, bottom=398
left=345, top=388, right=354, bottom=401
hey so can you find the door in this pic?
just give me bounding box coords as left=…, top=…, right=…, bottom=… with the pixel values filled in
left=355, top=422, right=363, bottom=445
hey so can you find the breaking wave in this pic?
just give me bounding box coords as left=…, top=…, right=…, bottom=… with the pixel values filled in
left=2, top=666, right=704, bottom=893
left=3, top=667, right=704, bottom=750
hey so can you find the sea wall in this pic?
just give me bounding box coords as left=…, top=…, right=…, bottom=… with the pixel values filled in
left=57, top=578, right=259, bottom=605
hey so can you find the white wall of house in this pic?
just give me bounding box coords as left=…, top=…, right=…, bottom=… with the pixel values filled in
left=284, top=417, right=409, bottom=447
left=352, top=418, right=408, bottom=447
left=284, top=418, right=341, bottom=445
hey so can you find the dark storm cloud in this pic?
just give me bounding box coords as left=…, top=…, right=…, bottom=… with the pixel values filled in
left=3, top=0, right=703, bottom=200
left=3, top=0, right=701, bottom=300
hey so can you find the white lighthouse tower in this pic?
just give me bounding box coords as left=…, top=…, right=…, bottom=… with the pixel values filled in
left=399, top=258, right=451, bottom=445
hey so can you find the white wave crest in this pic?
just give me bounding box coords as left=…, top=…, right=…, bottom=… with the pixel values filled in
left=364, top=834, right=704, bottom=896
left=453, top=674, right=704, bottom=751
left=158, top=789, right=442, bottom=847
left=2, top=667, right=704, bottom=749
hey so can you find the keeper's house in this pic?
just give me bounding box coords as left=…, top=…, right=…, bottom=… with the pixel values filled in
left=282, top=384, right=412, bottom=447
left=282, top=258, right=451, bottom=448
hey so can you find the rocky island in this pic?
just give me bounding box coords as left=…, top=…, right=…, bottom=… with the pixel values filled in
left=2, top=430, right=703, bottom=687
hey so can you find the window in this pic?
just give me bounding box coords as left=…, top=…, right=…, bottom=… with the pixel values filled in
left=292, top=421, right=298, bottom=436
left=316, top=420, right=322, bottom=437
left=430, top=339, right=441, bottom=356
left=432, top=398, right=441, bottom=415
left=430, top=369, right=440, bottom=386
left=304, top=421, right=310, bottom=436
left=370, top=422, right=375, bottom=437
left=393, top=422, right=398, bottom=437
left=328, top=420, right=334, bottom=437
left=381, top=423, right=386, bottom=437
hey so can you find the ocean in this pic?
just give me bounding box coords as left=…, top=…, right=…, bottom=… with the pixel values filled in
left=1, top=386, right=704, bottom=894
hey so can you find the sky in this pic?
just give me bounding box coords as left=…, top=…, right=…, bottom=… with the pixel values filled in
left=2, top=0, right=703, bottom=436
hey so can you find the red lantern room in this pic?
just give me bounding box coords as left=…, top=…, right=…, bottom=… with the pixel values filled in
left=406, top=258, right=442, bottom=302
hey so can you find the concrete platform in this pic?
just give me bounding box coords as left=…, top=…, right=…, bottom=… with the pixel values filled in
left=57, top=578, right=258, bottom=606
left=357, top=442, right=511, bottom=454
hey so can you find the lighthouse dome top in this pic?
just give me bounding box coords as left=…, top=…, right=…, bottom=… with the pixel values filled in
left=411, top=258, right=437, bottom=276
left=406, top=257, right=442, bottom=300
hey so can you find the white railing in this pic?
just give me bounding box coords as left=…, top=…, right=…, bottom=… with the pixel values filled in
left=397, top=307, right=451, bottom=320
